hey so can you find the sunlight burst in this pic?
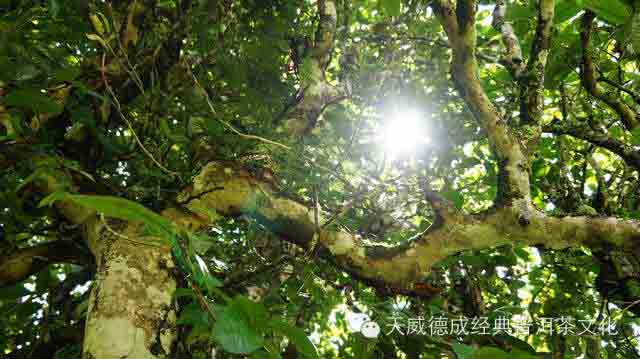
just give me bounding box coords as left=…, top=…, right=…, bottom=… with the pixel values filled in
left=379, top=109, right=430, bottom=157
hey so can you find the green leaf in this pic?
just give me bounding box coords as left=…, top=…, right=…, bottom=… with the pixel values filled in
left=532, top=159, right=550, bottom=178
left=493, top=254, right=517, bottom=267
left=230, top=296, right=269, bottom=329
left=190, top=233, right=216, bottom=254
left=452, top=342, right=474, bottom=359
left=441, top=191, right=464, bottom=209
left=14, top=65, right=41, bottom=82
left=529, top=302, right=542, bottom=313
left=174, top=288, right=195, bottom=299
left=380, top=0, right=401, bottom=17
left=53, top=194, right=174, bottom=236
left=555, top=0, right=582, bottom=23
left=460, top=255, right=487, bottom=267
left=3, top=88, right=62, bottom=113
left=157, top=0, right=176, bottom=9
left=74, top=194, right=173, bottom=233
left=15, top=301, right=40, bottom=318
left=49, top=0, right=60, bottom=17
left=38, top=191, right=68, bottom=208
left=632, top=9, right=640, bottom=53
left=511, top=348, right=538, bottom=359
left=177, top=302, right=210, bottom=327
left=514, top=247, right=530, bottom=260
left=583, top=0, right=631, bottom=25
left=270, top=320, right=318, bottom=358
left=212, top=304, right=264, bottom=354
left=631, top=128, right=640, bottom=145
left=505, top=3, right=535, bottom=23
left=53, top=344, right=81, bottom=359
left=0, top=284, right=30, bottom=301
left=74, top=299, right=89, bottom=318
left=473, top=347, right=510, bottom=359
left=53, top=67, right=82, bottom=82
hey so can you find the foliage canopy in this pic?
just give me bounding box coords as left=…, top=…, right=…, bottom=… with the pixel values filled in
left=1, top=0, right=640, bottom=358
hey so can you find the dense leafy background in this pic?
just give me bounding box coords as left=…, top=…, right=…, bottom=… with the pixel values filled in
left=1, top=0, right=640, bottom=358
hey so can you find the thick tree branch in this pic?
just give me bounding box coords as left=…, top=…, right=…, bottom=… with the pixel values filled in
left=581, top=11, right=639, bottom=131
left=520, top=0, right=555, bottom=127
left=432, top=1, right=458, bottom=37
left=172, top=161, right=640, bottom=295
left=491, top=0, right=524, bottom=78
left=432, top=0, right=531, bottom=205
left=313, top=0, right=338, bottom=69
left=280, top=0, right=342, bottom=137
left=456, top=0, right=476, bottom=35
left=545, top=119, right=640, bottom=171
left=598, top=76, right=640, bottom=106
left=0, top=240, right=92, bottom=288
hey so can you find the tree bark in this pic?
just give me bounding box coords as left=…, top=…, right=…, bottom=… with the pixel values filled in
left=82, top=219, right=177, bottom=359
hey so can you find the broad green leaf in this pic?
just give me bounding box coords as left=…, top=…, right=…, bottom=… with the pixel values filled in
left=53, top=67, right=82, bottom=82
left=549, top=0, right=631, bottom=25
left=204, top=273, right=223, bottom=291
left=73, top=194, right=173, bottom=233
left=212, top=304, right=264, bottom=354
left=174, top=288, right=195, bottom=299
left=460, top=255, right=487, bottom=267
left=3, top=88, right=62, bottom=113
left=506, top=2, right=535, bottom=22
left=555, top=0, right=582, bottom=23
left=270, top=320, right=318, bottom=358
left=493, top=254, right=517, bottom=267
left=157, top=0, right=176, bottom=9
left=51, top=194, right=174, bottom=235
left=74, top=299, right=89, bottom=318
left=632, top=127, right=640, bottom=145
left=532, top=159, right=550, bottom=178
left=86, top=33, right=107, bottom=48
left=14, top=65, right=41, bottom=82
left=249, top=349, right=282, bottom=359
left=632, top=9, right=640, bottom=53
left=14, top=301, right=40, bottom=318
left=441, top=191, right=464, bottom=209
left=0, top=285, right=30, bottom=301
left=192, top=254, right=223, bottom=292
left=189, top=233, right=216, bottom=254
left=380, top=0, right=401, bottom=17
left=49, top=0, right=60, bottom=17
left=473, top=347, right=510, bottom=359
left=452, top=342, right=474, bottom=359
left=511, top=348, right=538, bottom=359
left=53, top=344, right=81, bottom=359
left=177, top=302, right=210, bottom=327
left=89, top=14, right=105, bottom=35
left=38, top=191, right=68, bottom=208
left=230, top=295, right=269, bottom=329
left=583, top=0, right=631, bottom=25
left=514, top=247, right=530, bottom=260
left=351, top=334, right=376, bottom=359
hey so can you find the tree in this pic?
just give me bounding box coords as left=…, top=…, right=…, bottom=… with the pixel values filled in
left=1, top=0, right=640, bottom=357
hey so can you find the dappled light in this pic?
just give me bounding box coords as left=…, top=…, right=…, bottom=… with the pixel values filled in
left=1, top=0, right=640, bottom=358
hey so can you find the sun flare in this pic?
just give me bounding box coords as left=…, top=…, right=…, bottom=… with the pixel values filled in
left=379, top=109, right=430, bottom=157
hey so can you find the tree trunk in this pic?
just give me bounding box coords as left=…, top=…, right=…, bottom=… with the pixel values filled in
left=82, top=219, right=178, bottom=359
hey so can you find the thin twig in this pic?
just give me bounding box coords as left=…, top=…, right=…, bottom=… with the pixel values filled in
left=101, top=54, right=180, bottom=179
left=99, top=214, right=169, bottom=248
left=188, top=67, right=292, bottom=151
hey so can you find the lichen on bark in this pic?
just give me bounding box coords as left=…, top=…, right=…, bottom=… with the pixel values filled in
left=83, top=220, right=177, bottom=359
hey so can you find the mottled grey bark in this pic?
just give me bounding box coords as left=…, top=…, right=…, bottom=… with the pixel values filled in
left=82, top=219, right=177, bottom=359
